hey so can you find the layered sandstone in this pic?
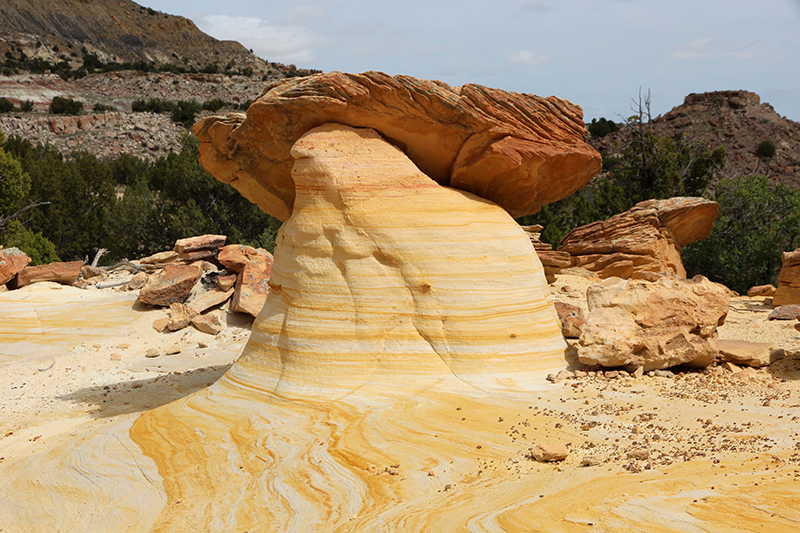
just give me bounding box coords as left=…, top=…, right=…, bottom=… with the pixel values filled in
left=558, top=197, right=719, bottom=279
left=194, top=71, right=601, bottom=220
left=0, top=124, right=569, bottom=531
left=773, top=249, right=800, bottom=306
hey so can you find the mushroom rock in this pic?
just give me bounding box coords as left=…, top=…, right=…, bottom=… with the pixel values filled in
left=194, top=71, right=601, bottom=221
left=558, top=197, right=719, bottom=279
left=0, top=123, right=569, bottom=532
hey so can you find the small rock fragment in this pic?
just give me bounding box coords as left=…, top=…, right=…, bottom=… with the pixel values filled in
left=747, top=284, right=776, bottom=297
left=528, top=443, right=568, bottom=462
left=145, top=348, right=160, bottom=358
left=191, top=313, right=223, bottom=335
left=168, top=302, right=197, bottom=331
left=152, top=317, right=170, bottom=332
left=127, top=271, right=148, bottom=290
left=110, top=353, right=122, bottom=361
left=165, top=344, right=181, bottom=355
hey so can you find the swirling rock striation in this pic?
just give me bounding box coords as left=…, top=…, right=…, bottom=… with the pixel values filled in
left=558, top=197, right=719, bottom=279
left=194, top=71, right=601, bottom=220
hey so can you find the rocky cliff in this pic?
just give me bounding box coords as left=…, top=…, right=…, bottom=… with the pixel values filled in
left=591, top=90, right=800, bottom=189
left=0, top=0, right=267, bottom=74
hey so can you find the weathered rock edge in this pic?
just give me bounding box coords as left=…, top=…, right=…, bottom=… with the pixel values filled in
left=194, top=71, right=601, bottom=220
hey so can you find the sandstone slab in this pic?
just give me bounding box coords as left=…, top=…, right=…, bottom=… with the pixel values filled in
left=194, top=71, right=601, bottom=221
left=173, top=234, right=227, bottom=254
left=9, top=260, right=83, bottom=288
left=768, top=305, right=800, bottom=320
left=717, top=339, right=784, bottom=367
left=0, top=247, right=31, bottom=285
left=187, top=288, right=234, bottom=314
left=528, top=442, right=569, bottom=462
left=578, top=275, right=730, bottom=371
left=136, top=264, right=203, bottom=307
left=559, top=197, right=719, bottom=279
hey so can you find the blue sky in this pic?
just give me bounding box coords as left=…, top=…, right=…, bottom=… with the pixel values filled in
left=142, top=0, right=800, bottom=123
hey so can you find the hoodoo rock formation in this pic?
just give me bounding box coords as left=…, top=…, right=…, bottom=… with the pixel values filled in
left=194, top=70, right=601, bottom=220
left=1, top=74, right=600, bottom=531
left=558, top=197, right=719, bottom=279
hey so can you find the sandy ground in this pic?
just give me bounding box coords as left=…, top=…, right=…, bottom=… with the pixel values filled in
left=0, top=277, right=253, bottom=462
left=2, top=271, right=800, bottom=531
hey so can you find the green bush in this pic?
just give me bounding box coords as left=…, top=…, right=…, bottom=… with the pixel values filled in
left=19, top=100, right=34, bottom=112
left=588, top=117, right=619, bottom=138
left=49, top=96, right=83, bottom=115
left=0, top=97, right=16, bottom=113
left=756, top=140, right=775, bottom=158
left=1, top=219, right=59, bottom=265
left=170, top=100, right=202, bottom=126
left=202, top=98, right=226, bottom=112
left=683, top=174, right=800, bottom=293
left=93, top=103, right=115, bottom=113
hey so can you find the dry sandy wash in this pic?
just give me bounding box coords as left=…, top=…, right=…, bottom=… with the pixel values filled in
left=3, top=73, right=800, bottom=532
left=2, top=272, right=800, bottom=532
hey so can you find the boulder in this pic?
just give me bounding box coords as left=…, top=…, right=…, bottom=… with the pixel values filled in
left=80, top=265, right=107, bottom=280
left=217, top=245, right=273, bottom=274
left=768, top=305, right=800, bottom=320
left=174, top=234, right=227, bottom=254
left=773, top=249, right=800, bottom=306
left=191, top=313, right=223, bottom=335
left=554, top=301, right=585, bottom=338
left=747, top=284, right=776, bottom=297
left=578, top=274, right=730, bottom=371
left=215, top=272, right=237, bottom=292
left=717, top=340, right=784, bottom=368
left=558, top=197, right=719, bottom=279
left=527, top=443, right=568, bottom=462
left=194, top=71, right=601, bottom=221
left=9, top=260, right=83, bottom=288
left=0, top=247, right=31, bottom=285
left=229, top=257, right=273, bottom=318
left=136, top=263, right=203, bottom=307
left=167, top=302, right=198, bottom=331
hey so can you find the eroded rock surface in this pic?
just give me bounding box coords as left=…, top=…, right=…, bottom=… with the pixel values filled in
left=578, top=274, right=730, bottom=371
left=558, top=197, right=719, bottom=279
left=194, top=71, right=601, bottom=220
left=773, top=249, right=800, bottom=306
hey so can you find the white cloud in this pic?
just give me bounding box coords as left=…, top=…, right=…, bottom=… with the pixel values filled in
left=197, top=15, right=324, bottom=64
left=671, top=37, right=755, bottom=60
left=508, top=49, right=550, bottom=67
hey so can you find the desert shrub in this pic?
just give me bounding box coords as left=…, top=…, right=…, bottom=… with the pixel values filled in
left=588, top=117, right=619, bottom=138
left=93, top=103, right=115, bottom=112
left=756, top=140, right=775, bottom=158
left=683, top=174, right=800, bottom=294
left=19, top=100, right=34, bottom=112
left=49, top=96, right=83, bottom=115
left=202, top=98, right=226, bottom=112
left=1, top=219, right=59, bottom=265
left=170, top=100, right=202, bottom=125
left=0, top=97, right=15, bottom=113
